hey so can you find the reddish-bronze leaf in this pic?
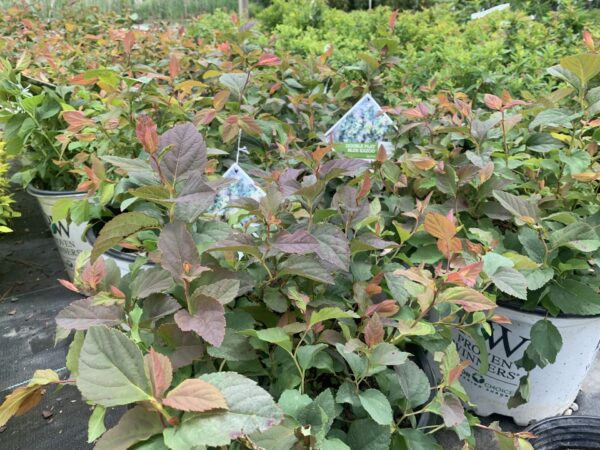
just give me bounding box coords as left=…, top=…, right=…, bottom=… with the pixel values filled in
left=448, top=360, right=470, bottom=385
left=439, top=287, right=496, bottom=312
left=63, top=111, right=94, bottom=133
left=212, top=90, right=230, bottom=111
left=144, top=348, right=173, bottom=400
left=257, top=53, right=281, bottom=67
left=162, top=379, right=227, bottom=412
left=123, top=30, right=135, bottom=54
left=366, top=300, right=399, bottom=317
left=437, top=237, right=462, bottom=257
left=483, top=94, right=503, bottom=111
left=169, top=54, right=181, bottom=79
left=424, top=213, right=456, bottom=241
left=446, top=261, right=483, bottom=288
left=58, top=278, right=79, bottom=293
left=364, top=313, right=384, bottom=348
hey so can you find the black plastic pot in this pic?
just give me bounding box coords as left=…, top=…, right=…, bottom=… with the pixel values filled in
left=527, top=416, right=600, bottom=449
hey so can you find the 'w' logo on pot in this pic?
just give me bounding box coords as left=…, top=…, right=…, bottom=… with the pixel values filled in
left=46, top=215, right=71, bottom=238
left=484, top=324, right=530, bottom=357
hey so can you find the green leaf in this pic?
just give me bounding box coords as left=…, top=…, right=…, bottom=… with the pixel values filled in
left=518, top=227, right=546, bottom=263
left=490, top=267, right=528, bottom=300
left=396, top=428, right=442, bottom=450
left=250, top=417, right=299, bottom=450
left=492, top=191, right=539, bottom=222
left=162, top=372, right=282, bottom=448
left=66, top=330, right=84, bottom=377
left=482, top=252, right=514, bottom=277
left=94, top=407, right=163, bottom=450
left=323, top=439, right=351, bottom=450
left=279, top=255, right=335, bottom=284
left=298, top=389, right=337, bottom=443
left=241, top=328, right=293, bottom=353
left=560, top=53, right=600, bottom=85
left=549, top=280, right=600, bottom=315
left=524, top=320, right=563, bottom=368
left=87, top=405, right=106, bottom=443
left=309, top=307, right=359, bottom=327
left=335, top=343, right=368, bottom=379
left=91, top=212, right=159, bottom=262
left=347, top=418, right=391, bottom=450
left=207, top=329, right=256, bottom=361
left=396, top=360, right=431, bottom=408
left=278, top=390, right=312, bottom=419
left=370, top=343, right=409, bottom=366
left=525, top=268, right=554, bottom=291
left=195, top=279, right=240, bottom=305
left=529, top=108, right=574, bottom=130
left=526, top=133, right=563, bottom=153
left=77, top=326, right=152, bottom=407
left=549, top=222, right=599, bottom=252
left=130, top=267, right=173, bottom=299
left=358, top=389, right=393, bottom=425
left=297, top=344, right=328, bottom=370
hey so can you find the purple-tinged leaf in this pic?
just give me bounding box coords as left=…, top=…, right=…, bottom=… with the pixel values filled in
left=311, top=224, right=350, bottom=271
left=157, top=324, right=204, bottom=370
left=174, top=295, right=226, bottom=347
left=272, top=230, right=319, bottom=254
left=320, top=159, right=369, bottom=178
left=279, top=255, right=335, bottom=284
left=278, top=168, right=303, bottom=197
left=141, top=294, right=181, bottom=326
left=208, top=233, right=261, bottom=258
left=158, top=221, right=209, bottom=281
left=155, top=123, right=207, bottom=181
left=440, top=394, right=465, bottom=427
left=56, top=297, right=124, bottom=331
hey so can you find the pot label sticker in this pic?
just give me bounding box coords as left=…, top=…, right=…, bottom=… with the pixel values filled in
left=454, top=324, right=530, bottom=400
left=209, top=163, right=265, bottom=218
left=324, top=94, right=395, bottom=160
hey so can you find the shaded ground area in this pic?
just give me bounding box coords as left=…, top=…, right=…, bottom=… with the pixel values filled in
left=1, top=185, right=600, bottom=449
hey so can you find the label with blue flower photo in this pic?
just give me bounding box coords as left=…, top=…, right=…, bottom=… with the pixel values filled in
left=208, top=163, right=265, bottom=219
left=324, top=94, right=396, bottom=159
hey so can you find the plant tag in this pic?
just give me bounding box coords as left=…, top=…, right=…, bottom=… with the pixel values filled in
left=324, top=93, right=396, bottom=160
left=209, top=163, right=265, bottom=218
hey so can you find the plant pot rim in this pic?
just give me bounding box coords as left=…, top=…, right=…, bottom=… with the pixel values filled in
left=86, top=221, right=143, bottom=263
left=26, top=184, right=86, bottom=198
left=497, top=297, right=600, bottom=319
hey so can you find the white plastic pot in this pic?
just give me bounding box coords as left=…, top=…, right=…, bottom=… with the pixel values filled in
left=27, top=185, right=91, bottom=279
left=453, top=304, right=600, bottom=425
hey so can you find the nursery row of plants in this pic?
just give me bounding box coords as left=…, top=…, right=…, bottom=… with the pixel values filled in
left=0, top=2, right=600, bottom=449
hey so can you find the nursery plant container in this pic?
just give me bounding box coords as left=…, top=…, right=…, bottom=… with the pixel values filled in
left=526, top=416, right=600, bottom=449
left=27, top=185, right=91, bottom=279
left=453, top=301, right=600, bottom=426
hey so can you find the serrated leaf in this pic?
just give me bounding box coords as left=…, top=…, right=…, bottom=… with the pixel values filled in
left=370, top=343, right=408, bottom=366
left=524, top=320, right=562, bottom=368
left=308, top=227, right=349, bottom=273
left=56, top=297, right=124, bottom=331
left=396, top=428, right=442, bottom=450
left=163, top=379, right=227, bottom=412
left=162, top=372, right=282, bottom=448
left=144, top=348, right=173, bottom=400
left=395, top=360, right=430, bottom=408
left=347, top=418, right=391, bottom=450
left=440, top=393, right=465, bottom=427
left=77, top=326, right=152, bottom=407
left=174, top=296, right=225, bottom=347
left=560, top=53, right=600, bottom=85
left=525, top=268, right=554, bottom=291
left=195, top=279, right=240, bottom=305
left=438, top=287, right=496, bottom=312
left=549, top=280, right=600, bottom=315
left=156, top=122, right=207, bottom=181
left=309, top=307, right=359, bottom=327
left=130, top=267, right=173, bottom=299
left=249, top=417, right=298, bottom=450
left=492, top=191, right=539, bottom=222
left=273, top=230, right=319, bottom=254
left=158, top=221, right=207, bottom=281
left=358, top=389, right=393, bottom=425
left=364, top=313, right=384, bottom=347
left=94, top=407, right=163, bottom=450
left=490, top=267, right=528, bottom=300
left=279, top=255, right=334, bottom=284
left=91, top=212, right=159, bottom=262
left=423, top=213, right=456, bottom=240
left=297, top=344, right=328, bottom=370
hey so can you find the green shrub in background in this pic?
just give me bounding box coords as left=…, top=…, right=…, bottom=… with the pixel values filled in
left=257, top=0, right=600, bottom=99
left=0, top=140, right=19, bottom=233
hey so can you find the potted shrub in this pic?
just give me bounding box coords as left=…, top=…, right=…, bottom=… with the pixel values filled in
left=394, top=42, right=600, bottom=424
left=0, top=131, right=535, bottom=447
left=0, top=137, right=19, bottom=233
